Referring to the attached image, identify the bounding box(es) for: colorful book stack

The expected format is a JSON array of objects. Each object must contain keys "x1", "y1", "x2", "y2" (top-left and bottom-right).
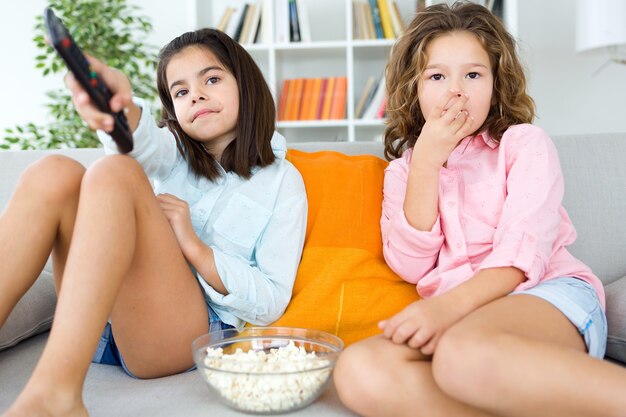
[
  {"x1": 352, "y1": 0, "x2": 406, "y2": 40},
  {"x1": 278, "y1": 77, "x2": 348, "y2": 121}
]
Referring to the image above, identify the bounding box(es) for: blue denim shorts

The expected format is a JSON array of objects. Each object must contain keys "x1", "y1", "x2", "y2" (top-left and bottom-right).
[
  {"x1": 511, "y1": 277, "x2": 607, "y2": 358},
  {"x1": 92, "y1": 303, "x2": 233, "y2": 378}
]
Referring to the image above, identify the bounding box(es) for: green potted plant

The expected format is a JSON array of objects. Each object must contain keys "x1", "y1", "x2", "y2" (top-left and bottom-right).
[{"x1": 1, "y1": 0, "x2": 159, "y2": 150}]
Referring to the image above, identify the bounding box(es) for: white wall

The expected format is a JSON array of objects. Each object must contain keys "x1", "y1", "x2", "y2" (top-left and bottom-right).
[
  {"x1": 518, "y1": 0, "x2": 626, "y2": 135},
  {"x1": 1, "y1": 0, "x2": 624, "y2": 137}
]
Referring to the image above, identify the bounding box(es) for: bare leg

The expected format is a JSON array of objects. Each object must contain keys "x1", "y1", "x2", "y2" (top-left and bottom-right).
[
  {"x1": 3, "y1": 155, "x2": 209, "y2": 417},
  {"x1": 432, "y1": 294, "x2": 626, "y2": 417},
  {"x1": 334, "y1": 335, "x2": 496, "y2": 417},
  {"x1": 335, "y1": 294, "x2": 626, "y2": 417},
  {"x1": 0, "y1": 155, "x2": 84, "y2": 327}
]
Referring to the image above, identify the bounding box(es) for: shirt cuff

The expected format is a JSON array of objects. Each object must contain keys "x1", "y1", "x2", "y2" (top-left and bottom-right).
[
  {"x1": 386, "y1": 211, "x2": 444, "y2": 256},
  {"x1": 197, "y1": 247, "x2": 260, "y2": 321},
  {"x1": 476, "y1": 231, "x2": 545, "y2": 286}
]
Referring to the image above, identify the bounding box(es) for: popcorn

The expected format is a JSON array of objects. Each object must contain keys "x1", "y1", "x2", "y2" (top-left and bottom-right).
[{"x1": 201, "y1": 341, "x2": 332, "y2": 413}]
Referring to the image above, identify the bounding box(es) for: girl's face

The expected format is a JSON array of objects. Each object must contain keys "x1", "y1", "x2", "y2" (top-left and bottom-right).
[
  {"x1": 418, "y1": 31, "x2": 493, "y2": 133},
  {"x1": 166, "y1": 46, "x2": 239, "y2": 153}
]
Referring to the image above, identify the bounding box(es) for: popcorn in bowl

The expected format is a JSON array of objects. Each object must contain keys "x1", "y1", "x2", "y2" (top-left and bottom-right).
[{"x1": 192, "y1": 327, "x2": 344, "y2": 414}]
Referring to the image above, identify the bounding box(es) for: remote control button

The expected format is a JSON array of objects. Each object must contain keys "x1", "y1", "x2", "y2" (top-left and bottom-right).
[{"x1": 62, "y1": 37, "x2": 71, "y2": 48}]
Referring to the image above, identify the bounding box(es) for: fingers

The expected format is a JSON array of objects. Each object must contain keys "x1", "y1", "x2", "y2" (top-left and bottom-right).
[
  {"x1": 64, "y1": 55, "x2": 133, "y2": 131},
  {"x1": 429, "y1": 89, "x2": 462, "y2": 120}
]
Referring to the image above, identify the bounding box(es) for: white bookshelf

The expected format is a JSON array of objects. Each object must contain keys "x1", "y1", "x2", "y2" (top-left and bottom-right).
[{"x1": 186, "y1": 0, "x2": 517, "y2": 143}]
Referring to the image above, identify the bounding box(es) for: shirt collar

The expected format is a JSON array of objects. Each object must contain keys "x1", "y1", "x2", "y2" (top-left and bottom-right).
[{"x1": 476, "y1": 130, "x2": 499, "y2": 149}]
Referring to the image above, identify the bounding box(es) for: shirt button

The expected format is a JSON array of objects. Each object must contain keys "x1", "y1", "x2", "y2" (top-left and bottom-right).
[
  {"x1": 447, "y1": 201, "x2": 456, "y2": 207},
  {"x1": 199, "y1": 209, "x2": 207, "y2": 216},
  {"x1": 456, "y1": 241, "x2": 462, "y2": 249},
  {"x1": 447, "y1": 176, "x2": 455, "y2": 183}
]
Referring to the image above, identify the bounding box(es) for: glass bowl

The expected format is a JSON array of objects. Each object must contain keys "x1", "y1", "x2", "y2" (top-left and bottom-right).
[{"x1": 192, "y1": 326, "x2": 344, "y2": 414}]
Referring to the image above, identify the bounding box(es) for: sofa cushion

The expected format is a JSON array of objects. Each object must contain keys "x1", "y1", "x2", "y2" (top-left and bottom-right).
[
  {"x1": 605, "y1": 276, "x2": 626, "y2": 362},
  {"x1": 273, "y1": 150, "x2": 420, "y2": 346},
  {"x1": 0, "y1": 270, "x2": 56, "y2": 351}
]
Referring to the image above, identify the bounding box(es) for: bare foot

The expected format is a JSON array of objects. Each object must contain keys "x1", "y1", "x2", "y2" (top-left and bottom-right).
[{"x1": 1, "y1": 387, "x2": 88, "y2": 417}]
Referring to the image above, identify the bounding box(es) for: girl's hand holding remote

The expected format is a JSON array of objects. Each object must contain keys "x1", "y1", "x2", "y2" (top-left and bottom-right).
[{"x1": 65, "y1": 55, "x2": 140, "y2": 134}]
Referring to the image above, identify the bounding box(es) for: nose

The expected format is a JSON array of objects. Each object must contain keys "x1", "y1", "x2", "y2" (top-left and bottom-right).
[
  {"x1": 191, "y1": 89, "x2": 207, "y2": 103},
  {"x1": 449, "y1": 76, "x2": 464, "y2": 93}
]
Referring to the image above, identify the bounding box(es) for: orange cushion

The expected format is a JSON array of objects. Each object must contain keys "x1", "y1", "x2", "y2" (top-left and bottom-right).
[{"x1": 273, "y1": 149, "x2": 420, "y2": 346}]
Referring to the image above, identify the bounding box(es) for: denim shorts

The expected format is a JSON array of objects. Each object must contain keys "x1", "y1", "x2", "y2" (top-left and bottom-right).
[
  {"x1": 511, "y1": 277, "x2": 607, "y2": 358},
  {"x1": 92, "y1": 303, "x2": 234, "y2": 378}
]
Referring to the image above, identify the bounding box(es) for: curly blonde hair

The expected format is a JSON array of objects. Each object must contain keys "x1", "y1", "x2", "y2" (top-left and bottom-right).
[{"x1": 384, "y1": 1, "x2": 535, "y2": 160}]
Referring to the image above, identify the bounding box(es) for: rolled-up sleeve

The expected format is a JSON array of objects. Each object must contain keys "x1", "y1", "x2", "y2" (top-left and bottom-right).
[
  {"x1": 381, "y1": 156, "x2": 444, "y2": 284},
  {"x1": 200, "y1": 188, "x2": 307, "y2": 326},
  {"x1": 477, "y1": 128, "x2": 563, "y2": 287}
]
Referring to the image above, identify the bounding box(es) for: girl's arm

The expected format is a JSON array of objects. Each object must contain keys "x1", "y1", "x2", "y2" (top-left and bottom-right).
[
  {"x1": 200, "y1": 189, "x2": 308, "y2": 326},
  {"x1": 380, "y1": 265, "x2": 524, "y2": 354},
  {"x1": 382, "y1": 91, "x2": 474, "y2": 283},
  {"x1": 381, "y1": 157, "x2": 445, "y2": 283},
  {"x1": 66, "y1": 56, "x2": 179, "y2": 179}
]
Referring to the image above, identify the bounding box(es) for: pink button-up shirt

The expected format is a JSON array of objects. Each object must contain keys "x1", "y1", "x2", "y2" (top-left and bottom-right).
[{"x1": 381, "y1": 124, "x2": 605, "y2": 307}]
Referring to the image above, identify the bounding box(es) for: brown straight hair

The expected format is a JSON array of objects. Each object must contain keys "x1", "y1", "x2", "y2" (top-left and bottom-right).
[{"x1": 156, "y1": 28, "x2": 275, "y2": 180}]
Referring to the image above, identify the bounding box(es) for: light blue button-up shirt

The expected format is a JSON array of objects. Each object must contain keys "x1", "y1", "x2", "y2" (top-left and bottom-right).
[{"x1": 98, "y1": 99, "x2": 307, "y2": 328}]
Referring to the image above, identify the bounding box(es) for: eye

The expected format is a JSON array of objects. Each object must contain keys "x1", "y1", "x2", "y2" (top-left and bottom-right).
[
  {"x1": 206, "y1": 76, "x2": 220, "y2": 85},
  {"x1": 174, "y1": 89, "x2": 188, "y2": 98},
  {"x1": 467, "y1": 72, "x2": 480, "y2": 79},
  {"x1": 430, "y1": 73, "x2": 444, "y2": 81}
]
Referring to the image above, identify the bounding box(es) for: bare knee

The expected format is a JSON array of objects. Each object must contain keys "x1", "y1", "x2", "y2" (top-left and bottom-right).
[
  {"x1": 81, "y1": 155, "x2": 147, "y2": 193},
  {"x1": 432, "y1": 324, "x2": 506, "y2": 404},
  {"x1": 334, "y1": 338, "x2": 394, "y2": 415},
  {"x1": 18, "y1": 155, "x2": 85, "y2": 203}
]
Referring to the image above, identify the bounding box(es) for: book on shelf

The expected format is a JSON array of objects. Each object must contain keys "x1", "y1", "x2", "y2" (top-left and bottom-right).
[
  {"x1": 388, "y1": 0, "x2": 406, "y2": 36},
  {"x1": 224, "y1": 1, "x2": 246, "y2": 39},
  {"x1": 320, "y1": 77, "x2": 335, "y2": 120},
  {"x1": 377, "y1": 0, "x2": 395, "y2": 39},
  {"x1": 306, "y1": 78, "x2": 323, "y2": 120},
  {"x1": 363, "y1": 2, "x2": 377, "y2": 39},
  {"x1": 246, "y1": 3, "x2": 264, "y2": 44},
  {"x1": 286, "y1": 78, "x2": 304, "y2": 121},
  {"x1": 361, "y1": 73, "x2": 386, "y2": 119},
  {"x1": 295, "y1": 0, "x2": 311, "y2": 42},
  {"x1": 353, "y1": 1, "x2": 374, "y2": 40},
  {"x1": 233, "y1": 4, "x2": 250, "y2": 42},
  {"x1": 316, "y1": 78, "x2": 328, "y2": 120},
  {"x1": 239, "y1": 3, "x2": 257, "y2": 44},
  {"x1": 288, "y1": 0, "x2": 301, "y2": 42},
  {"x1": 298, "y1": 78, "x2": 316, "y2": 120},
  {"x1": 355, "y1": 76, "x2": 377, "y2": 118},
  {"x1": 258, "y1": 0, "x2": 271, "y2": 43},
  {"x1": 215, "y1": 6, "x2": 235, "y2": 32},
  {"x1": 277, "y1": 79, "x2": 290, "y2": 121},
  {"x1": 329, "y1": 77, "x2": 348, "y2": 120},
  {"x1": 369, "y1": 0, "x2": 384, "y2": 39}
]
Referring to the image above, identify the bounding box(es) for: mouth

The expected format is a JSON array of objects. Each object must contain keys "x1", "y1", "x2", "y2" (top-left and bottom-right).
[{"x1": 192, "y1": 109, "x2": 215, "y2": 122}]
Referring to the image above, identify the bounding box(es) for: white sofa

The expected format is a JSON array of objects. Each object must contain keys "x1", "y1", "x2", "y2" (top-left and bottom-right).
[{"x1": 1, "y1": 135, "x2": 625, "y2": 416}]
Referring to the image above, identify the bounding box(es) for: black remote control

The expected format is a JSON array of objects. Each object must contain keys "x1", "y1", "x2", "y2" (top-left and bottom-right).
[{"x1": 44, "y1": 7, "x2": 133, "y2": 153}]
